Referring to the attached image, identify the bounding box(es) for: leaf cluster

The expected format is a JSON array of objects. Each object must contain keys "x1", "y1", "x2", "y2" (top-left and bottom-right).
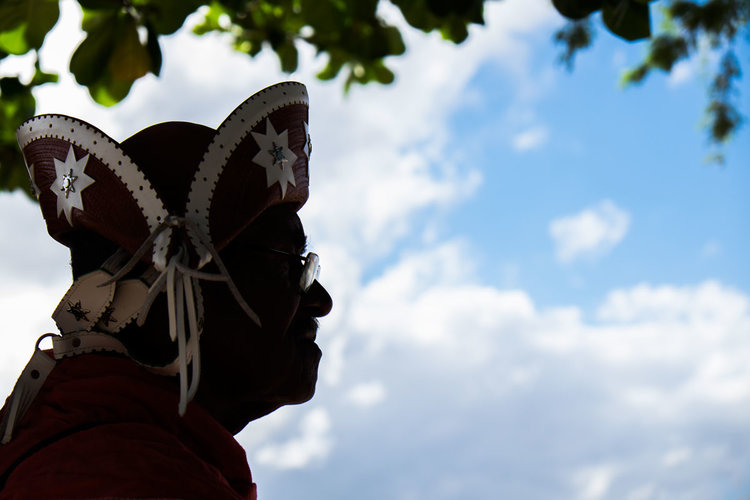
[
  {"x1": 553, "y1": 0, "x2": 658, "y2": 41},
  {"x1": 192, "y1": 0, "x2": 488, "y2": 91},
  {"x1": 0, "y1": 0, "x2": 60, "y2": 196},
  {"x1": 553, "y1": 0, "x2": 748, "y2": 156},
  {"x1": 70, "y1": 0, "x2": 203, "y2": 105},
  {"x1": 0, "y1": 0, "x2": 746, "y2": 196},
  {"x1": 0, "y1": 0, "x2": 489, "y2": 195}
]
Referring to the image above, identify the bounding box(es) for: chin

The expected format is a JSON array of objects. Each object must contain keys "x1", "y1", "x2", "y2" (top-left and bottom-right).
[
  {"x1": 287, "y1": 379, "x2": 318, "y2": 405},
  {"x1": 239, "y1": 378, "x2": 318, "y2": 430},
  {"x1": 284, "y1": 352, "x2": 321, "y2": 405},
  {"x1": 284, "y1": 337, "x2": 322, "y2": 401}
]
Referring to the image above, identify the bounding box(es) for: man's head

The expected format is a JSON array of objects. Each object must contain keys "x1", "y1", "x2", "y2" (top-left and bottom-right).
[
  {"x1": 197, "y1": 204, "x2": 332, "y2": 432},
  {"x1": 18, "y1": 82, "x2": 331, "y2": 432},
  {"x1": 67, "y1": 204, "x2": 333, "y2": 433}
]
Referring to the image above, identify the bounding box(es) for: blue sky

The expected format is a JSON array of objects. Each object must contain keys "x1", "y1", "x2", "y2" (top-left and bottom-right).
[
  {"x1": 419, "y1": 26, "x2": 749, "y2": 314},
  {"x1": 0, "y1": 0, "x2": 748, "y2": 498}
]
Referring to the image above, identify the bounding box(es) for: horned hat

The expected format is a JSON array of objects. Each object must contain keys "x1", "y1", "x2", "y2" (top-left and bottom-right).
[{"x1": 1, "y1": 83, "x2": 313, "y2": 444}]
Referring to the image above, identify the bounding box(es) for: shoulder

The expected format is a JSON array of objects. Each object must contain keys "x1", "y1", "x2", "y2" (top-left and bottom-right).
[{"x1": 1, "y1": 422, "x2": 247, "y2": 500}]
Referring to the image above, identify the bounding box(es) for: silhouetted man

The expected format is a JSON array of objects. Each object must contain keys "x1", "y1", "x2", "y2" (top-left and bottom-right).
[{"x1": 0, "y1": 82, "x2": 331, "y2": 499}]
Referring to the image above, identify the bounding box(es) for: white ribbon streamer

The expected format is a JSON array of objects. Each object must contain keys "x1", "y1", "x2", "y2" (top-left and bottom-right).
[{"x1": 98, "y1": 215, "x2": 260, "y2": 415}]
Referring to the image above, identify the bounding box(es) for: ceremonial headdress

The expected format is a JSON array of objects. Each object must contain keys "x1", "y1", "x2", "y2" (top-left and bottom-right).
[{"x1": 1, "y1": 82, "x2": 312, "y2": 442}]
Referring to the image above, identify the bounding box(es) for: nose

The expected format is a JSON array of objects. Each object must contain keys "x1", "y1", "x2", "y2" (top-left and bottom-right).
[{"x1": 301, "y1": 280, "x2": 332, "y2": 317}]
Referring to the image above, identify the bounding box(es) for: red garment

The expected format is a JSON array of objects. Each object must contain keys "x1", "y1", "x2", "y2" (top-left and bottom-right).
[{"x1": 0, "y1": 353, "x2": 257, "y2": 500}]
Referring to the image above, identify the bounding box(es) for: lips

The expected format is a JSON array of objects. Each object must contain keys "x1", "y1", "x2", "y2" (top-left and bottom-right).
[
  {"x1": 301, "y1": 329, "x2": 317, "y2": 340},
  {"x1": 290, "y1": 316, "x2": 319, "y2": 341}
]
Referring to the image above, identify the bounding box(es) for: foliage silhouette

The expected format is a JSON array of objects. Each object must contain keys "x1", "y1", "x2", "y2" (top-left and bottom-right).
[{"x1": 0, "y1": 0, "x2": 746, "y2": 195}]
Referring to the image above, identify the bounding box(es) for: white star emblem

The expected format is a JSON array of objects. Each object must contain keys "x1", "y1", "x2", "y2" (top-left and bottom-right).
[
  {"x1": 251, "y1": 118, "x2": 297, "y2": 199},
  {"x1": 51, "y1": 146, "x2": 95, "y2": 225},
  {"x1": 303, "y1": 121, "x2": 312, "y2": 159}
]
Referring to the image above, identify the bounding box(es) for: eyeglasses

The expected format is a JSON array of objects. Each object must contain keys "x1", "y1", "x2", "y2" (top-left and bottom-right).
[{"x1": 253, "y1": 247, "x2": 321, "y2": 293}]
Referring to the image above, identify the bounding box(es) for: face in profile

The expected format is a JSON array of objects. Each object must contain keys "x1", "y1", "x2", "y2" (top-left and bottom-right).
[{"x1": 196, "y1": 204, "x2": 333, "y2": 433}]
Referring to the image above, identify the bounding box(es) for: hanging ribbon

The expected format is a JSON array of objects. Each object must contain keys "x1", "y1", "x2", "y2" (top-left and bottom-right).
[{"x1": 98, "y1": 215, "x2": 261, "y2": 415}]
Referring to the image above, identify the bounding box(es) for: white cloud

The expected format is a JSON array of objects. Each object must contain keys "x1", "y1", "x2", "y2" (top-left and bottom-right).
[
  {"x1": 351, "y1": 242, "x2": 536, "y2": 364},
  {"x1": 347, "y1": 381, "x2": 387, "y2": 408},
  {"x1": 314, "y1": 239, "x2": 750, "y2": 497},
  {"x1": 572, "y1": 465, "x2": 617, "y2": 500},
  {"x1": 0, "y1": 192, "x2": 70, "y2": 282},
  {"x1": 0, "y1": 193, "x2": 71, "y2": 399},
  {"x1": 626, "y1": 483, "x2": 656, "y2": 500},
  {"x1": 253, "y1": 408, "x2": 333, "y2": 469},
  {"x1": 512, "y1": 125, "x2": 549, "y2": 151},
  {"x1": 549, "y1": 200, "x2": 631, "y2": 263},
  {"x1": 665, "y1": 36, "x2": 719, "y2": 90},
  {"x1": 662, "y1": 447, "x2": 692, "y2": 467},
  {"x1": 667, "y1": 59, "x2": 694, "y2": 88},
  {"x1": 0, "y1": 280, "x2": 68, "y2": 398},
  {"x1": 596, "y1": 280, "x2": 748, "y2": 323},
  {"x1": 0, "y1": 52, "x2": 37, "y2": 82}
]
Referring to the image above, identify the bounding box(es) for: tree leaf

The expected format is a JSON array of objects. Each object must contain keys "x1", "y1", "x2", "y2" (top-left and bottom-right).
[
  {"x1": 317, "y1": 51, "x2": 346, "y2": 80},
  {"x1": 25, "y1": 0, "x2": 60, "y2": 50},
  {"x1": 0, "y1": 0, "x2": 26, "y2": 32},
  {"x1": 78, "y1": 0, "x2": 123, "y2": 9},
  {"x1": 383, "y1": 25, "x2": 406, "y2": 55},
  {"x1": 109, "y1": 15, "x2": 151, "y2": 81},
  {"x1": 552, "y1": 0, "x2": 603, "y2": 20},
  {"x1": 392, "y1": 0, "x2": 434, "y2": 32},
  {"x1": 621, "y1": 63, "x2": 649, "y2": 85},
  {"x1": 426, "y1": 0, "x2": 453, "y2": 17},
  {"x1": 441, "y1": 17, "x2": 469, "y2": 43},
  {"x1": 554, "y1": 19, "x2": 595, "y2": 70},
  {"x1": 30, "y1": 64, "x2": 59, "y2": 86},
  {"x1": 0, "y1": 24, "x2": 29, "y2": 55},
  {"x1": 71, "y1": 12, "x2": 149, "y2": 105},
  {"x1": 133, "y1": 0, "x2": 204, "y2": 35},
  {"x1": 89, "y1": 75, "x2": 135, "y2": 106},
  {"x1": 647, "y1": 34, "x2": 688, "y2": 71},
  {"x1": 301, "y1": 0, "x2": 346, "y2": 32},
  {"x1": 0, "y1": 77, "x2": 27, "y2": 98},
  {"x1": 466, "y1": 0, "x2": 486, "y2": 25},
  {"x1": 70, "y1": 12, "x2": 118, "y2": 87},
  {"x1": 146, "y1": 24, "x2": 163, "y2": 76},
  {"x1": 192, "y1": 2, "x2": 229, "y2": 35},
  {"x1": 0, "y1": 78, "x2": 36, "y2": 196},
  {"x1": 0, "y1": 141, "x2": 35, "y2": 196},
  {"x1": 373, "y1": 60, "x2": 394, "y2": 84},
  {"x1": 602, "y1": 0, "x2": 651, "y2": 41},
  {"x1": 0, "y1": 0, "x2": 59, "y2": 54},
  {"x1": 275, "y1": 40, "x2": 299, "y2": 72}
]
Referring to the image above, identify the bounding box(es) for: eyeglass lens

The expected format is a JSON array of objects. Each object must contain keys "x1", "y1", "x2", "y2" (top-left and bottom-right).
[{"x1": 300, "y1": 253, "x2": 320, "y2": 292}]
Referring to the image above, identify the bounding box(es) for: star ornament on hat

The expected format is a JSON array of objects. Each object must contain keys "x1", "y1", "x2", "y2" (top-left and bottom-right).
[
  {"x1": 51, "y1": 146, "x2": 95, "y2": 224},
  {"x1": 10, "y1": 82, "x2": 312, "y2": 421},
  {"x1": 252, "y1": 118, "x2": 298, "y2": 198}
]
